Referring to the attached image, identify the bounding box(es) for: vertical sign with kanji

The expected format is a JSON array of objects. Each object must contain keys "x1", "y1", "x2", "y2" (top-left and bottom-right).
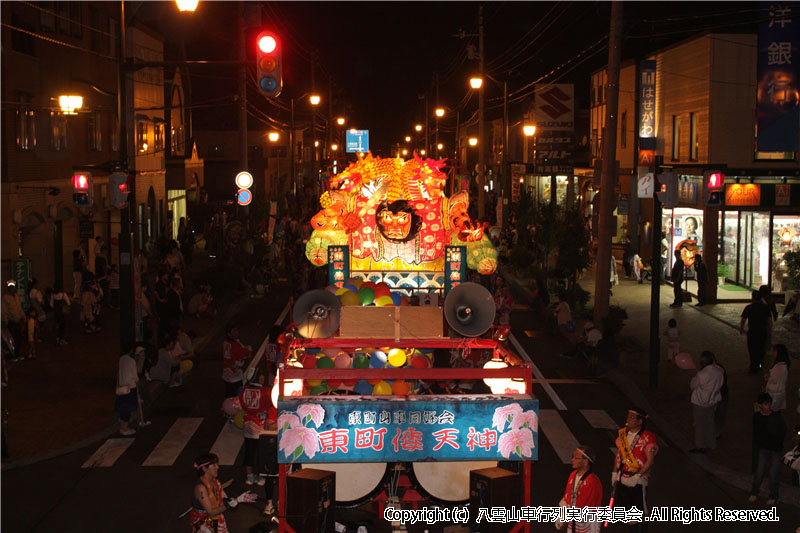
[
  {"x1": 328, "y1": 245, "x2": 349, "y2": 287},
  {"x1": 638, "y1": 60, "x2": 657, "y2": 148},
  {"x1": 444, "y1": 246, "x2": 466, "y2": 296},
  {"x1": 11, "y1": 259, "x2": 31, "y2": 310},
  {"x1": 757, "y1": 2, "x2": 800, "y2": 151}
]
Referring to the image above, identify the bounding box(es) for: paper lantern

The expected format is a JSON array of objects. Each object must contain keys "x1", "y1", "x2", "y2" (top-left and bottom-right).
[
  {"x1": 340, "y1": 290, "x2": 361, "y2": 306},
  {"x1": 674, "y1": 353, "x2": 696, "y2": 370},
  {"x1": 341, "y1": 378, "x2": 358, "y2": 388},
  {"x1": 317, "y1": 356, "x2": 335, "y2": 369},
  {"x1": 358, "y1": 287, "x2": 376, "y2": 305},
  {"x1": 373, "y1": 381, "x2": 392, "y2": 395},
  {"x1": 400, "y1": 295, "x2": 409, "y2": 306},
  {"x1": 410, "y1": 354, "x2": 431, "y2": 369},
  {"x1": 271, "y1": 366, "x2": 305, "y2": 408},
  {"x1": 361, "y1": 281, "x2": 378, "y2": 291},
  {"x1": 310, "y1": 382, "x2": 328, "y2": 395},
  {"x1": 387, "y1": 348, "x2": 407, "y2": 368},
  {"x1": 374, "y1": 283, "x2": 391, "y2": 299},
  {"x1": 353, "y1": 355, "x2": 370, "y2": 368},
  {"x1": 322, "y1": 348, "x2": 339, "y2": 358},
  {"x1": 346, "y1": 278, "x2": 363, "y2": 290},
  {"x1": 374, "y1": 295, "x2": 394, "y2": 307},
  {"x1": 301, "y1": 353, "x2": 318, "y2": 368},
  {"x1": 391, "y1": 380, "x2": 411, "y2": 395},
  {"x1": 370, "y1": 350, "x2": 387, "y2": 368},
  {"x1": 483, "y1": 358, "x2": 524, "y2": 394},
  {"x1": 334, "y1": 352, "x2": 352, "y2": 368},
  {"x1": 335, "y1": 287, "x2": 351, "y2": 296},
  {"x1": 180, "y1": 360, "x2": 194, "y2": 373},
  {"x1": 354, "y1": 380, "x2": 373, "y2": 395},
  {"x1": 391, "y1": 292, "x2": 403, "y2": 306}
]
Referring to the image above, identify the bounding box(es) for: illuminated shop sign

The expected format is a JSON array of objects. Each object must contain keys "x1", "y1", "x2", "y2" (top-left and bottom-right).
[
  {"x1": 444, "y1": 246, "x2": 467, "y2": 295},
  {"x1": 725, "y1": 184, "x2": 762, "y2": 206},
  {"x1": 639, "y1": 60, "x2": 657, "y2": 149}
]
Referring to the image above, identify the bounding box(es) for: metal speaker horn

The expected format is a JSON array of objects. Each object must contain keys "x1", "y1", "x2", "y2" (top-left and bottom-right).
[
  {"x1": 292, "y1": 289, "x2": 342, "y2": 339},
  {"x1": 444, "y1": 282, "x2": 496, "y2": 337}
]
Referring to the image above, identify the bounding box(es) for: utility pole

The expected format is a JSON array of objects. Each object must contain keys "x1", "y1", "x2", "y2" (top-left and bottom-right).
[
  {"x1": 453, "y1": 110, "x2": 460, "y2": 197},
  {"x1": 290, "y1": 98, "x2": 295, "y2": 197},
  {"x1": 311, "y1": 52, "x2": 317, "y2": 190},
  {"x1": 649, "y1": 157, "x2": 663, "y2": 388},
  {"x1": 593, "y1": 0, "x2": 623, "y2": 327},
  {"x1": 117, "y1": 1, "x2": 134, "y2": 351},
  {"x1": 502, "y1": 80, "x2": 509, "y2": 228},
  {"x1": 435, "y1": 72, "x2": 440, "y2": 159},
  {"x1": 424, "y1": 92, "x2": 430, "y2": 157},
  {"x1": 237, "y1": 3, "x2": 248, "y2": 210},
  {"x1": 477, "y1": 4, "x2": 486, "y2": 220}
]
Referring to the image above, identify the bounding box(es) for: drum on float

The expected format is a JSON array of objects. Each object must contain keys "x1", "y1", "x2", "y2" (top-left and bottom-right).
[
  {"x1": 301, "y1": 463, "x2": 390, "y2": 507},
  {"x1": 410, "y1": 461, "x2": 497, "y2": 503}
]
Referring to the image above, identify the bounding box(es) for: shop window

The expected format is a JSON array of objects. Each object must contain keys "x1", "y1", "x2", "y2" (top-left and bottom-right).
[
  {"x1": 773, "y1": 215, "x2": 800, "y2": 292},
  {"x1": 154, "y1": 122, "x2": 164, "y2": 152},
  {"x1": 50, "y1": 111, "x2": 67, "y2": 151},
  {"x1": 689, "y1": 113, "x2": 698, "y2": 161},
  {"x1": 671, "y1": 115, "x2": 681, "y2": 161},
  {"x1": 16, "y1": 94, "x2": 36, "y2": 151},
  {"x1": 137, "y1": 121, "x2": 148, "y2": 153},
  {"x1": 620, "y1": 111, "x2": 627, "y2": 148},
  {"x1": 87, "y1": 112, "x2": 102, "y2": 152}
]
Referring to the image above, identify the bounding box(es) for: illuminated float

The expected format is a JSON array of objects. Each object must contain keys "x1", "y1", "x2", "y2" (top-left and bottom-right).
[{"x1": 270, "y1": 154, "x2": 535, "y2": 533}]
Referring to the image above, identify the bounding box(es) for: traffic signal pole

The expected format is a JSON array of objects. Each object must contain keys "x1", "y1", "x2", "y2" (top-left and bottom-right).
[{"x1": 649, "y1": 174, "x2": 662, "y2": 389}]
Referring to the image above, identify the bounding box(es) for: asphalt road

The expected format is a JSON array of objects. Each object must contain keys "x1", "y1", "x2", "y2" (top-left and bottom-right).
[{"x1": 2, "y1": 300, "x2": 799, "y2": 533}]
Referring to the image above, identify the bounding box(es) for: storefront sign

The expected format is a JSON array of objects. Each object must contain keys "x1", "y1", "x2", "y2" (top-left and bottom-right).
[
  {"x1": 639, "y1": 60, "x2": 657, "y2": 141},
  {"x1": 617, "y1": 198, "x2": 629, "y2": 215},
  {"x1": 638, "y1": 173, "x2": 655, "y2": 198},
  {"x1": 277, "y1": 397, "x2": 539, "y2": 463},
  {"x1": 510, "y1": 164, "x2": 525, "y2": 202},
  {"x1": 534, "y1": 84, "x2": 574, "y2": 130},
  {"x1": 726, "y1": 184, "x2": 762, "y2": 206},
  {"x1": 678, "y1": 181, "x2": 698, "y2": 205},
  {"x1": 11, "y1": 259, "x2": 31, "y2": 310},
  {"x1": 327, "y1": 245, "x2": 350, "y2": 287},
  {"x1": 776, "y1": 183, "x2": 791, "y2": 205},
  {"x1": 444, "y1": 246, "x2": 467, "y2": 295},
  {"x1": 756, "y1": 2, "x2": 800, "y2": 152},
  {"x1": 638, "y1": 149, "x2": 655, "y2": 167}
]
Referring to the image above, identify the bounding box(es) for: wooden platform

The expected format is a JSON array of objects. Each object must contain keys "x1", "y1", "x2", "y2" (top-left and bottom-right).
[{"x1": 338, "y1": 306, "x2": 443, "y2": 339}]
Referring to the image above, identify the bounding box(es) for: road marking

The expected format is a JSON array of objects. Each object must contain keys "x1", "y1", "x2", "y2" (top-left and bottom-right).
[
  {"x1": 509, "y1": 332, "x2": 567, "y2": 410},
  {"x1": 580, "y1": 409, "x2": 619, "y2": 430},
  {"x1": 143, "y1": 417, "x2": 203, "y2": 467},
  {"x1": 81, "y1": 438, "x2": 135, "y2": 468},
  {"x1": 210, "y1": 422, "x2": 244, "y2": 465},
  {"x1": 539, "y1": 409, "x2": 580, "y2": 464}
]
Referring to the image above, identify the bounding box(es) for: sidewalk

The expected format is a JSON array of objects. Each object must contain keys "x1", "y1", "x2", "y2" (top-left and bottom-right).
[
  {"x1": 0, "y1": 249, "x2": 244, "y2": 468},
  {"x1": 503, "y1": 263, "x2": 800, "y2": 507}
]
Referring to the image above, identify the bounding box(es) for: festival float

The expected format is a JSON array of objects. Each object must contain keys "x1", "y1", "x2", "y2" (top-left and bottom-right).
[{"x1": 273, "y1": 153, "x2": 537, "y2": 533}]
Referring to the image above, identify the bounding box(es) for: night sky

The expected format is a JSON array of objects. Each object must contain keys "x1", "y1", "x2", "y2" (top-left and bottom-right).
[{"x1": 145, "y1": 1, "x2": 762, "y2": 156}]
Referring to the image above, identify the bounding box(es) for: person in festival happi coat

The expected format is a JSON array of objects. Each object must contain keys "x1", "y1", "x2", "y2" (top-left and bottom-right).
[
  {"x1": 558, "y1": 445, "x2": 603, "y2": 533},
  {"x1": 189, "y1": 453, "x2": 257, "y2": 532},
  {"x1": 611, "y1": 407, "x2": 658, "y2": 532}
]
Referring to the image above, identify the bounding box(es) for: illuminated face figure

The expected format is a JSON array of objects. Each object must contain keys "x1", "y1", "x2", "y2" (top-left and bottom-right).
[
  {"x1": 378, "y1": 209, "x2": 412, "y2": 240},
  {"x1": 449, "y1": 201, "x2": 470, "y2": 230},
  {"x1": 310, "y1": 202, "x2": 347, "y2": 232}
]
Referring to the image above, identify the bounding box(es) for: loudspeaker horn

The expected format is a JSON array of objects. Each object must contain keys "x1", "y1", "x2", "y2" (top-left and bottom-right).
[
  {"x1": 444, "y1": 282, "x2": 496, "y2": 337},
  {"x1": 292, "y1": 289, "x2": 342, "y2": 339}
]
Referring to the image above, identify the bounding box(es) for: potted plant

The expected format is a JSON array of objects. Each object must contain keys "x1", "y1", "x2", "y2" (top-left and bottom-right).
[{"x1": 717, "y1": 263, "x2": 729, "y2": 286}]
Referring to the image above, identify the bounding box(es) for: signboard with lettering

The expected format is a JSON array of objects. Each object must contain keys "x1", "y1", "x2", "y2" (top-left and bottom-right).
[
  {"x1": 327, "y1": 245, "x2": 350, "y2": 287},
  {"x1": 639, "y1": 60, "x2": 657, "y2": 144},
  {"x1": 756, "y1": 2, "x2": 800, "y2": 151},
  {"x1": 637, "y1": 173, "x2": 655, "y2": 198},
  {"x1": 776, "y1": 183, "x2": 791, "y2": 205},
  {"x1": 346, "y1": 130, "x2": 369, "y2": 153},
  {"x1": 277, "y1": 396, "x2": 539, "y2": 463},
  {"x1": 726, "y1": 184, "x2": 762, "y2": 206},
  {"x1": 534, "y1": 84, "x2": 574, "y2": 130},
  {"x1": 510, "y1": 164, "x2": 525, "y2": 202},
  {"x1": 11, "y1": 259, "x2": 31, "y2": 310},
  {"x1": 444, "y1": 246, "x2": 467, "y2": 295}
]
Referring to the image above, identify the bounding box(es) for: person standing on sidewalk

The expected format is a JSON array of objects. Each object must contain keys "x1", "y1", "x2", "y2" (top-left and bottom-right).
[
  {"x1": 72, "y1": 249, "x2": 85, "y2": 299},
  {"x1": 689, "y1": 351, "x2": 724, "y2": 453},
  {"x1": 115, "y1": 346, "x2": 139, "y2": 436},
  {"x1": 558, "y1": 445, "x2": 602, "y2": 533},
  {"x1": 2, "y1": 281, "x2": 25, "y2": 361},
  {"x1": 694, "y1": 254, "x2": 708, "y2": 306},
  {"x1": 749, "y1": 393, "x2": 786, "y2": 505},
  {"x1": 764, "y1": 344, "x2": 790, "y2": 412},
  {"x1": 50, "y1": 288, "x2": 70, "y2": 346},
  {"x1": 222, "y1": 324, "x2": 251, "y2": 398},
  {"x1": 759, "y1": 285, "x2": 778, "y2": 353},
  {"x1": 740, "y1": 291, "x2": 772, "y2": 374},
  {"x1": 232, "y1": 371, "x2": 277, "y2": 487},
  {"x1": 612, "y1": 407, "x2": 658, "y2": 531},
  {"x1": 663, "y1": 319, "x2": 680, "y2": 362},
  {"x1": 669, "y1": 250, "x2": 685, "y2": 308}
]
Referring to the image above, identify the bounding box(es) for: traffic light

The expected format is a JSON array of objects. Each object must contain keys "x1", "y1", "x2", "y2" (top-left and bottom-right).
[
  {"x1": 704, "y1": 170, "x2": 724, "y2": 206},
  {"x1": 72, "y1": 172, "x2": 93, "y2": 207},
  {"x1": 109, "y1": 171, "x2": 130, "y2": 209},
  {"x1": 256, "y1": 31, "x2": 282, "y2": 98},
  {"x1": 655, "y1": 171, "x2": 678, "y2": 208}
]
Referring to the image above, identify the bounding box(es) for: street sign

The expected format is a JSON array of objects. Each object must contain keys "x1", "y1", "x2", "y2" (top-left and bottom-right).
[
  {"x1": 235, "y1": 171, "x2": 253, "y2": 189},
  {"x1": 237, "y1": 188, "x2": 252, "y2": 206},
  {"x1": 346, "y1": 130, "x2": 369, "y2": 153},
  {"x1": 637, "y1": 173, "x2": 654, "y2": 198}
]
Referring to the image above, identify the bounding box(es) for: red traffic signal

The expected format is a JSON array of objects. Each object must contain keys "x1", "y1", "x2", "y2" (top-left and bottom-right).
[
  {"x1": 256, "y1": 31, "x2": 282, "y2": 98},
  {"x1": 704, "y1": 170, "x2": 724, "y2": 190},
  {"x1": 73, "y1": 173, "x2": 90, "y2": 191}
]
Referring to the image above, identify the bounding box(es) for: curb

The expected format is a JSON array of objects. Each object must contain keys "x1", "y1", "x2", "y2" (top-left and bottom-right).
[
  {"x1": 1, "y1": 292, "x2": 251, "y2": 472},
  {"x1": 499, "y1": 266, "x2": 800, "y2": 510}
]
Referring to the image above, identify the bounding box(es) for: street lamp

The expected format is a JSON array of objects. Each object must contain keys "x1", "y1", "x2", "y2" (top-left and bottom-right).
[
  {"x1": 437, "y1": 143, "x2": 444, "y2": 151},
  {"x1": 58, "y1": 95, "x2": 83, "y2": 115},
  {"x1": 175, "y1": 0, "x2": 199, "y2": 12},
  {"x1": 309, "y1": 94, "x2": 321, "y2": 106},
  {"x1": 470, "y1": 77, "x2": 483, "y2": 89},
  {"x1": 405, "y1": 136, "x2": 411, "y2": 143},
  {"x1": 331, "y1": 143, "x2": 339, "y2": 151},
  {"x1": 523, "y1": 125, "x2": 536, "y2": 137},
  {"x1": 402, "y1": 149, "x2": 409, "y2": 156},
  {"x1": 435, "y1": 108, "x2": 445, "y2": 118},
  {"x1": 415, "y1": 124, "x2": 423, "y2": 132},
  {"x1": 420, "y1": 149, "x2": 426, "y2": 156},
  {"x1": 336, "y1": 117, "x2": 345, "y2": 126},
  {"x1": 468, "y1": 137, "x2": 478, "y2": 146},
  {"x1": 268, "y1": 132, "x2": 280, "y2": 142}
]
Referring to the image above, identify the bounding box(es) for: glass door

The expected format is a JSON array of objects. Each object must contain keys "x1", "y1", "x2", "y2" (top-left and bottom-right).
[
  {"x1": 739, "y1": 212, "x2": 751, "y2": 287},
  {"x1": 752, "y1": 213, "x2": 771, "y2": 289}
]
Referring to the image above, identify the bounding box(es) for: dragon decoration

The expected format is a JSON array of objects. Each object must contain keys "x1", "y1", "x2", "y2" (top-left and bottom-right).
[{"x1": 305, "y1": 153, "x2": 498, "y2": 274}]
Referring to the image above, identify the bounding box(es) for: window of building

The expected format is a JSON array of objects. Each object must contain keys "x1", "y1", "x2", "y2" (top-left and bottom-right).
[
  {"x1": 171, "y1": 125, "x2": 185, "y2": 154},
  {"x1": 56, "y1": 2, "x2": 70, "y2": 34},
  {"x1": 69, "y1": 2, "x2": 82, "y2": 38},
  {"x1": 137, "y1": 121, "x2": 148, "y2": 153},
  {"x1": 11, "y1": 14, "x2": 36, "y2": 56},
  {"x1": 88, "y1": 112, "x2": 102, "y2": 151},
  {"x1": 16, "y1": 94, "x2": 36, "y2": 151},
  {"x1": 40, "y1": 2, "x2": 56, "y2": 32},
  {"x1": 50, "y1": 111, "x2": 67, "y2": 151},
  {"x1": 689, "y1": 112, "x2": 698, "y2": 161},
  {"x1": 671, "y1": 115, "x2": 681, "y2": 161},
  {"x1": 154, "y1": 122, "x2": 164, "y2": 152},
  {"x1": 620, "y1": 111, "x2": 627, "y2": 148}
]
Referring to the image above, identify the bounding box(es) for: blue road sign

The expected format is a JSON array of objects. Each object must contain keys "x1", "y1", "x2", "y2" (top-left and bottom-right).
[
  {"x1": 346, "y1": 130, "x2": 369, "y2": 153},
  {"x1": 237, "y1": 188, "x2": 252, "y2": 206}
]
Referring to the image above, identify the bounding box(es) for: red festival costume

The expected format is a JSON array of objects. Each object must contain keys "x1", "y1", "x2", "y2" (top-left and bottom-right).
[
  {"x1": 561, "y1": 470, "x2": 603, "y2": 533},
  {"x1": 190, "y1": 477, "x2": 228, "y2": 533}
]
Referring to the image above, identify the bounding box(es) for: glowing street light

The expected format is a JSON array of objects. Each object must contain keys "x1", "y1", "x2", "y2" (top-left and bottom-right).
[
  {"x1": 415, "y1": 124, "x2": 423, "y2": 132},
  {"x1": 59, "y1": 95, "x2": 83, "y2": 115},
  {"x1": 267, "y1": 132, "x2": 280, "y2": 142},
  {"x1": 435, "y1": 108, "x2": 445, "y2": 117},
  {"x1": 404, "y1": 136, "x2": 411, "y2": 143},
  {"x1": 314, "y1": 140, "x2": 320, "y2": 147},
  {"x1": 523, "y1": 125, "x2": 536, "y2": 137},
  {"x1": 420, "y1": 149, "x2": 426, "y2": 156},
  {"x1": 331, "y1": 143, "x2": 339, "y2": 151},
  {"x1": 437, "y1": 143, "x2": 444, "y2": 150},
  {"x1": 309, "y1": 94, "x2": 321, "y2": 106},
  {"x1": 470, "y1": 77, "x2": 483, "y2": 89},
  {"x1": 176, "y1": 0, "x2": 199, "y2": 12},
  {"x1": 336, "y1": 117, "x2": 345, "y2": 125},
  {"x1": 402, "y1": 149, "x2": 408, "y2": 156},
  {"x1": 468, "y1": 137, "x2": 478, "y2": 146}
]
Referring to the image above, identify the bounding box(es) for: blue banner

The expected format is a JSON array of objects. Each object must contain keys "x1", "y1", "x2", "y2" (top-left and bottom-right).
[
  {"x1": 757, "y1": 2, "x2": 800, "y2": 152},
  {"x1": 277, "y1": 396, "x2": 538, "y2": 463}
]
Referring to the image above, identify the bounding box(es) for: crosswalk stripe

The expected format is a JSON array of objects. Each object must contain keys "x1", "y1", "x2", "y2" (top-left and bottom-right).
[
  {"x1": 82, "y1": 438, "x2": 135, "y2": 468},
  {"x1": 539, "y1": 409, "x2": 580, "y2": 464},
  {"x1": 580, "y1": 409, "x2": 619, "y2": 430},
  {"x1": 210, "y1": 422, "x2": 244, "y2": 465},
  {"x1": 143, "y1": 417, "x2": 203, "y2": 467}
]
